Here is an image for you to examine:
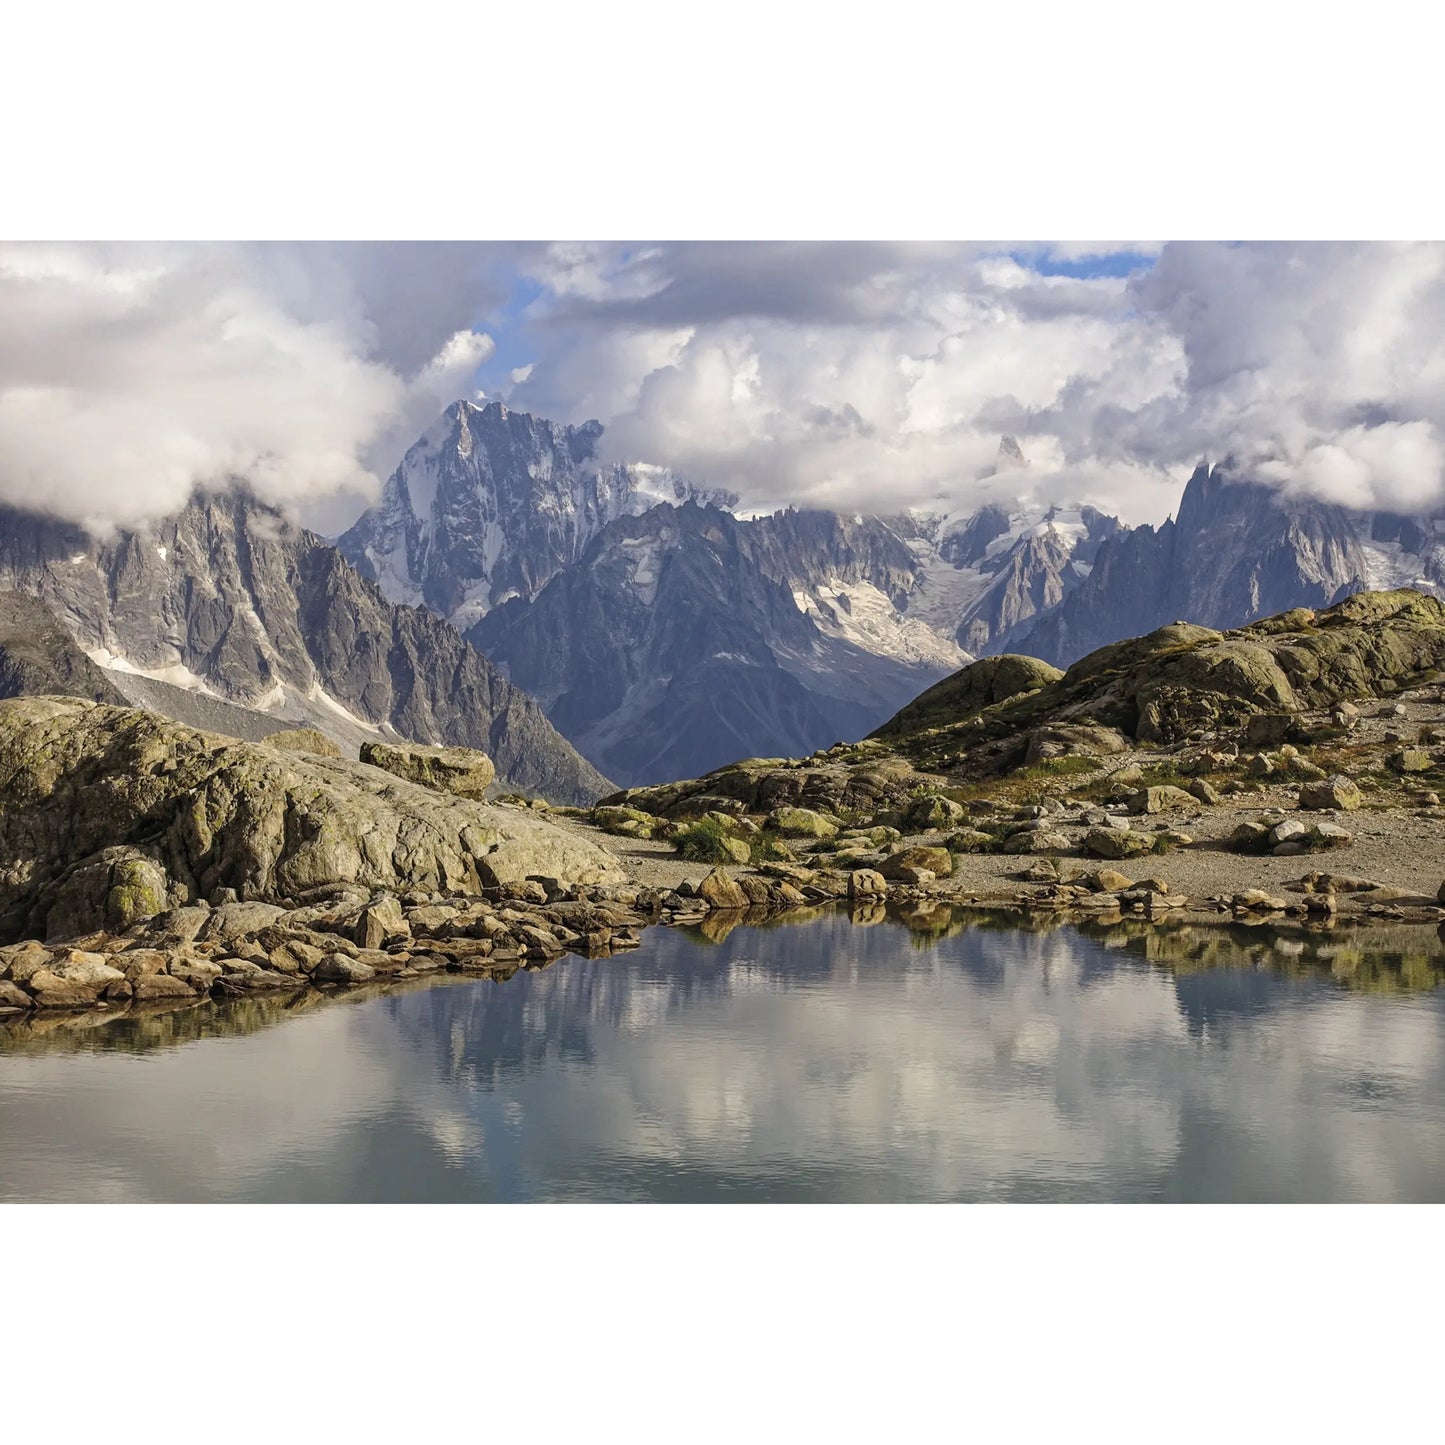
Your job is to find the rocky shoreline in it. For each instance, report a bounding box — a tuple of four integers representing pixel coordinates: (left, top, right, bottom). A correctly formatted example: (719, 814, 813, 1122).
(6, 842, 1444, 1034)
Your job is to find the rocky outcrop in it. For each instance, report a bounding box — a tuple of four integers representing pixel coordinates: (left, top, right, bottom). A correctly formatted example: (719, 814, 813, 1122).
(875, 589, 1445, 776)
(264, 728, 343, 758)
(873, 655, 1063, 740)
(0, 697, 623, 944)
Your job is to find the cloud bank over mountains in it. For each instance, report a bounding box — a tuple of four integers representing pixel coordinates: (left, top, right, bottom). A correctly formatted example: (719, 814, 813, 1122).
(0, 242, 496, 532)
(5, 240, 1445, 533)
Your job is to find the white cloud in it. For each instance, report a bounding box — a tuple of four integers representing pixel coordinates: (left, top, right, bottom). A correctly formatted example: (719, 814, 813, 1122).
(7, 241, 1445, 535)
(502, 240, 1445, 524)
(0, 241, 495, 533)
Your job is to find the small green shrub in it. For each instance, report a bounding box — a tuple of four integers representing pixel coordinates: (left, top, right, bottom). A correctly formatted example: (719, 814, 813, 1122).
(674, 818, 742, 864)
(748, 835, 793, 865)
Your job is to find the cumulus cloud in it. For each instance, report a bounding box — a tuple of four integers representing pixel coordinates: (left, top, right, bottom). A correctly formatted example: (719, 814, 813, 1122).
(7, 240, 1445, 535)
(502, 240, 1445, 524)
(0, 241, 497, 533)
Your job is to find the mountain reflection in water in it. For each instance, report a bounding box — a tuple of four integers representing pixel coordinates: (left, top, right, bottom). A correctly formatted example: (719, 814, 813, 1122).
(4, 908, 1445, 1202)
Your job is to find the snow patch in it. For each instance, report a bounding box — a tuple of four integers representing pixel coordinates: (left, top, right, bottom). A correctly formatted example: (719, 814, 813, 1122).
(88, 647, 216, 695)
(620, 536, 663, 607)
(794, 578, 968, 671)
(306, 683, 382, 735)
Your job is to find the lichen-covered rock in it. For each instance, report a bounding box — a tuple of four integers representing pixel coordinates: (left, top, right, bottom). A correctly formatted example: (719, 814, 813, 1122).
(903, 794, 965, 830)
(1389, 748, 1433, 774)
(1245, 713, 1296, 747)
(40, 846, 173, 942)
(876, 655, 1064, 739)
(0, 698, 623, 943)
(264, 728, 343, 758)
(1023, 722, 1129, 764)
(769, 807, 838, 839)
(1082, 828, 1150, 860)
(359, 741, 497, 799)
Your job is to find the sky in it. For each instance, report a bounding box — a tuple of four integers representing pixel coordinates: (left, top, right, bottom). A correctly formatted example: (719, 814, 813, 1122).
(5, 240, 1445, 535)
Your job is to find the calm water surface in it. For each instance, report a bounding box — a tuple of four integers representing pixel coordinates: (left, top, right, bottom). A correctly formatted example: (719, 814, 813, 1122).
(5, 907, 1445, 1202)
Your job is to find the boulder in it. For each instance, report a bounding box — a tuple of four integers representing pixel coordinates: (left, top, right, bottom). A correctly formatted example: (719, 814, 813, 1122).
(0, 979, 31, 1010)
(359, 741, 496, 799)
(131, 973, 199, 1001)
(1245, 713, 1297, 747)
(111, 948, 168, 982)
(903, 795, 965, 830)
(1087, 869, 1135, 892)
(1298, 776, 1363, 811)
(1082, 828, 1150, 860)
(25, 971, 103, 1009)
(878, 847, 953, 880)
(46, 949, 126, 991)
(312, 953, 377, 985)
(1186, 778, 1221, 805)
(199, 902, 288, 944)
(354, 896, 407, 950)
(735, 875, 775, 906)
(698, 869, 750, 911)
(891, 867, 937, 886)
(1127, 786, 1198, 815)
(847, 869, 888, 899)
(1006, 830, 1071, 854)
(1233, 890, 1288, 912)
(1389, 748, 1433, 774)
(1023, 722, 1129, 763)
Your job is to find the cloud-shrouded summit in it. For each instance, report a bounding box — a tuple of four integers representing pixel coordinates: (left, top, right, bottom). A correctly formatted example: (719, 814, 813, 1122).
(6, 240, 1445, 534)
(0, 242, 498, 533)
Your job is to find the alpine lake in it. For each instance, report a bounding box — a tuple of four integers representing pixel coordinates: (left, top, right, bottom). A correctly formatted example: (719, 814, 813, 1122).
(6, 902, 1445, 1203)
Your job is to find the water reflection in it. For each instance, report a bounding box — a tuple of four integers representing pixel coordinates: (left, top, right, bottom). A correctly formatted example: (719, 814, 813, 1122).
(4, 910, 1445, 1202)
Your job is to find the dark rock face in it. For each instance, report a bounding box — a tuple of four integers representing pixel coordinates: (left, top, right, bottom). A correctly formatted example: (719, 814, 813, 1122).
(471, 502, 949, 786)
(1011, 465, 1445, 666)
(0, 491, 612, 805)
(747, 507, 924, 605)
(0, 592, 128, 704)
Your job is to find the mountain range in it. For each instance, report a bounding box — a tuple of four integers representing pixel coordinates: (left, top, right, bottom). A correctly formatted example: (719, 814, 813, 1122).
(3, 398, 1443, 798)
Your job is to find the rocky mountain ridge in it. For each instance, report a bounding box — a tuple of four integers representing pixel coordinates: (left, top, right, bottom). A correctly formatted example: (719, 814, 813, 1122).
(1012, 463, 1445, 665)
(0, 492, 612, 804)
(470, 501, 962, 786)
(337, 399, 737, 631)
